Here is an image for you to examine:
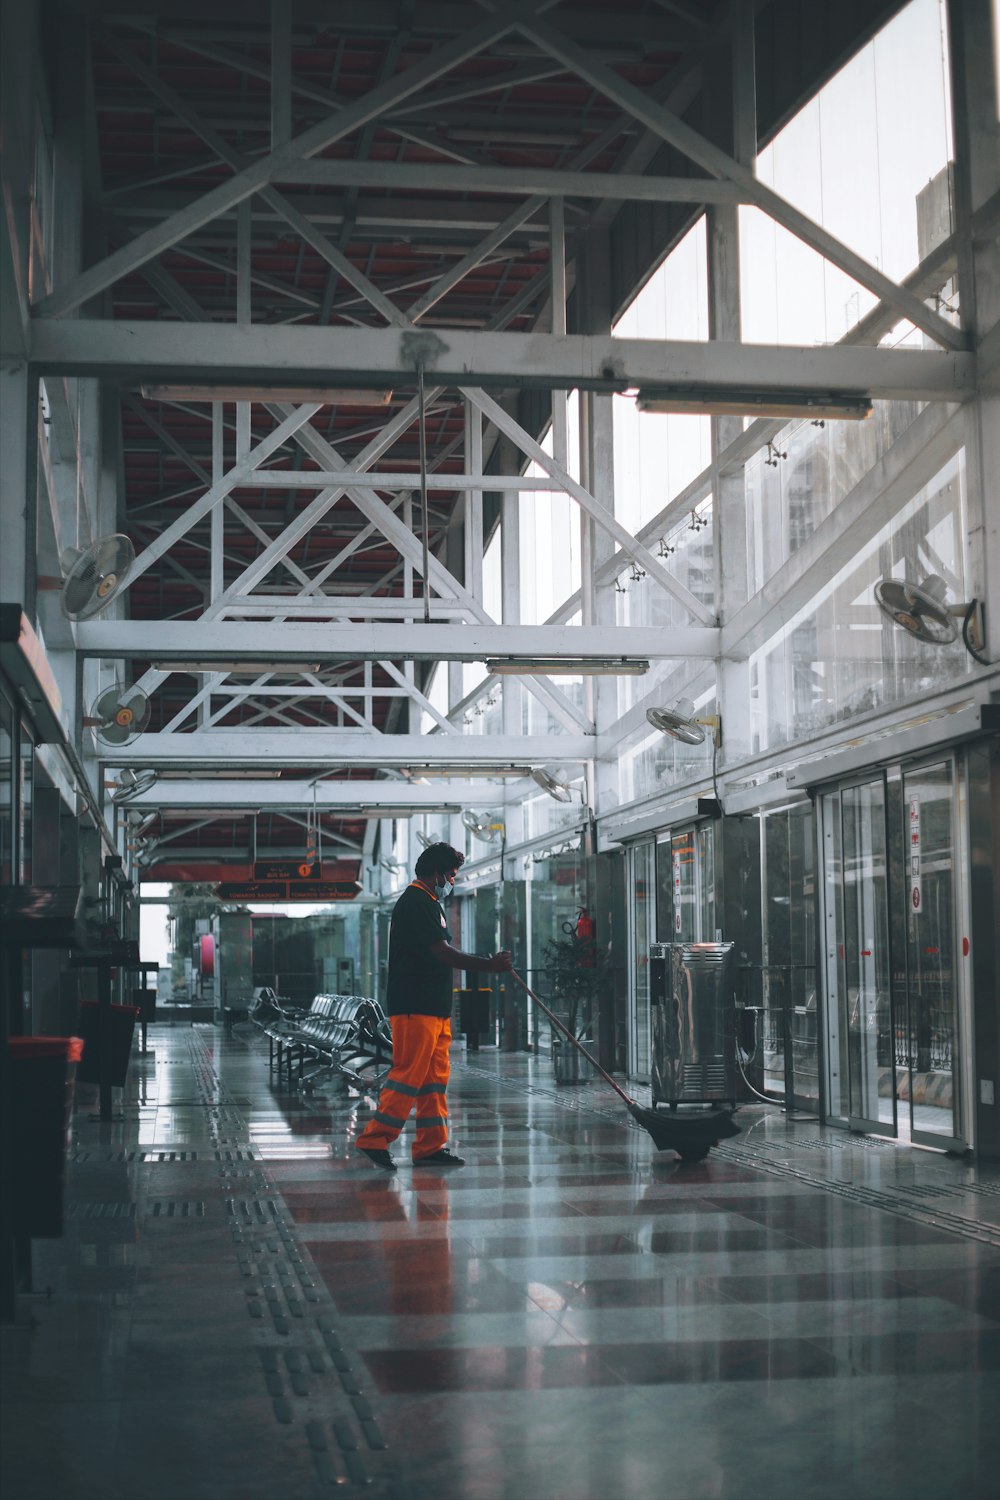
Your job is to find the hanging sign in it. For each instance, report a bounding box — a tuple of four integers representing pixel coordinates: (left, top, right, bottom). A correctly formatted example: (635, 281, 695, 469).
(908, 795, 921, 913)
(673, 851, 682, 933)
(252, 861, 321, 881)
(216, 881, 360, 902)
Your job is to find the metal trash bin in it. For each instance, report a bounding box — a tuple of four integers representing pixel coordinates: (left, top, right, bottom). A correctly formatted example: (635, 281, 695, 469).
(76, 1003, 140, 1086)
(457, 988, 491, 1051)
(649, 942, 737, 1107)
(7, 1036, 84, 1237)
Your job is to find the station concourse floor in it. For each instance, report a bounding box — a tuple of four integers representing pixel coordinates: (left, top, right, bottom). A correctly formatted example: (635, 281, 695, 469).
(2, 1021, 999, 1500)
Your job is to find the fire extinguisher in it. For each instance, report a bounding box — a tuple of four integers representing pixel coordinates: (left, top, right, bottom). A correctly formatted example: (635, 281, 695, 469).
(575, 908, 594, 942)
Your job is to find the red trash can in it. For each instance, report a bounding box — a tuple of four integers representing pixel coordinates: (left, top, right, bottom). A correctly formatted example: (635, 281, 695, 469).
(76, 1003, 140, 1086)
(7, 1036, 84, 1237)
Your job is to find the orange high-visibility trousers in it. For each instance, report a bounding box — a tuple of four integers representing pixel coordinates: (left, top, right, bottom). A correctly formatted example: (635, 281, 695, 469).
(356, 1013, 451, 1160)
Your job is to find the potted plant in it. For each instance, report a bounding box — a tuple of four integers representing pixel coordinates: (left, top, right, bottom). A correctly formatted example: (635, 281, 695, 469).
(540, 921, 611, 1084)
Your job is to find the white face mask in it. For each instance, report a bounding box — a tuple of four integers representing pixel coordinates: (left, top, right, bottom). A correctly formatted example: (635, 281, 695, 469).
(437, 872, 456, 901)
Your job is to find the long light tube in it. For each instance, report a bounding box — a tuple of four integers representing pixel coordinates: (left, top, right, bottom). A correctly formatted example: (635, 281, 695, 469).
(484, 657, 649, 676)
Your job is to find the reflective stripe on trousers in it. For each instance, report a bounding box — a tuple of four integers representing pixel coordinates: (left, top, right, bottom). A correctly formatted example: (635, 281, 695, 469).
(356, 1013, 451, 1160)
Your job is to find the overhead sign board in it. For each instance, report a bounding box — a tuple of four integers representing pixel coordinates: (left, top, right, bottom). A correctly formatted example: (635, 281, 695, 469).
(216, 881, 361, 902)
(252, 861, 321, 881)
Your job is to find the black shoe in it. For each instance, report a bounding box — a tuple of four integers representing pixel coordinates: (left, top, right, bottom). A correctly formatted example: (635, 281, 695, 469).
(413, 1148, 465, 1167)
(357, 1146, 397, 1172)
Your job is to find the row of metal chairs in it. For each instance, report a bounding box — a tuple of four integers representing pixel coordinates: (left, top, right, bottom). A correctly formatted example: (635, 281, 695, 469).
(250, 989, 392, 1094)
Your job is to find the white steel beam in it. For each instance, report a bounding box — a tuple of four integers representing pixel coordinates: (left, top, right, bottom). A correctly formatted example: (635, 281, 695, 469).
(75, 620, 719, 662)
(463, 385, 716, 625)
(128, 781, 508, 809)
(515, 13, 966, 352)
(33, 10, 519, 319)
(277, 160, 745, 203)
(29, 320, 975, 398)
(103, 732, 595, 769)
(118, 403, 321, 592)
(261, 398, 594, 735)
(218, 597, 474, 618)
(237, 471, 577, 489)
(99, 29, 408, 329)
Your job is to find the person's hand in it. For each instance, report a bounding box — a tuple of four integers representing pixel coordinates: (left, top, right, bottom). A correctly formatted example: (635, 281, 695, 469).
(489, 949, 513, 973)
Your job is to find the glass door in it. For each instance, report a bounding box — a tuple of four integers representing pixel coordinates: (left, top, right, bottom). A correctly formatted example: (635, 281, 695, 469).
(627, 841, 655, 1080)
(822, 776, 895, 1133)
(898, 760, 962, 1150)
(821, 757, 966, 1149)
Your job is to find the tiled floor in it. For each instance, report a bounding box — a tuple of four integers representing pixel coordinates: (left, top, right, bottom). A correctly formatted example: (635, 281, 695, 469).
(2, 1022, 998, 1500)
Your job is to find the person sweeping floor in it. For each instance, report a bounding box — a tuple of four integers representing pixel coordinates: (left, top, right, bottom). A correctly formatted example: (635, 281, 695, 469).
(355, 842, 512, 1172)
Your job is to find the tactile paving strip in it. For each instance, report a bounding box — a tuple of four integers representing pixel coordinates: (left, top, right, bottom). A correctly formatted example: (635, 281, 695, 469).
(185, 1032, 402, 1494)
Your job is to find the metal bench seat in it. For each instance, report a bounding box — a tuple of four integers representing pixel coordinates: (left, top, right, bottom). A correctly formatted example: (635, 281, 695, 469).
(252, 991, 391, 1093)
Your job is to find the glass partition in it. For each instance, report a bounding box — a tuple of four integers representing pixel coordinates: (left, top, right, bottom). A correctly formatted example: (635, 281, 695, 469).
(0, 689, 13, 886)
(524, 842, 586, 1052)
(741, 0, 954, 343)
(762, 804, 819, 1109)
(627, 841, 655, 1079)
(750, 450, 968, 751)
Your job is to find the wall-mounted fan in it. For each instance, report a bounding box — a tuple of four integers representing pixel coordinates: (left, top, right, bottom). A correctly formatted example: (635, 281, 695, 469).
(461, 809, 503, 842)
(111, 768, 158, 802)
(48, 535, 136, 620)
(874, 573, 987, 660)
(530, 767, 573, 803)
(415, 830, 441, 849)
(646, 697, 720, 745)
(85, 685, 151, 747)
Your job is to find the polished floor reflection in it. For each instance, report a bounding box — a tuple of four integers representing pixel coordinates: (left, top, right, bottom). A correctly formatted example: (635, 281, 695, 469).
(2, 1022, 998, 1499)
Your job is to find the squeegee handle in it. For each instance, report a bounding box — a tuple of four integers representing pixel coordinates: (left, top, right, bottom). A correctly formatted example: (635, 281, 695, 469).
(510, 969, 634, 1108)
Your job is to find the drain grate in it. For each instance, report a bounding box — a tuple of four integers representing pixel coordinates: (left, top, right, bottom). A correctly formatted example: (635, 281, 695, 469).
(148, 1201, 206, 1217)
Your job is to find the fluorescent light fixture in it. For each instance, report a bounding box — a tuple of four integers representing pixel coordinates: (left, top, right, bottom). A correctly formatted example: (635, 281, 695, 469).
(154, 661, 322, 674)
(485, 657, 649, 676)
(358, 803, 463, 816)
(140, 385, 391, 406)
(635, 388, 872, 420)
(163, 809, 255, 819)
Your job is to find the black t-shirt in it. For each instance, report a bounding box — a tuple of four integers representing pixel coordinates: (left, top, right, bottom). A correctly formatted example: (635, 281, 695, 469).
(385, 882, 453, 1018)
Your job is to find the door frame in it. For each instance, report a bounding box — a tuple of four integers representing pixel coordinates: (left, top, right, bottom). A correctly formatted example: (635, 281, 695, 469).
(818, 750, 970, 1152)
(820, 769, 896, 1137)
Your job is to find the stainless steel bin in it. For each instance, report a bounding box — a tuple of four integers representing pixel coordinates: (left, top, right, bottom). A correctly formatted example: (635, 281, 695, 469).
(650, 942, 737, 1107)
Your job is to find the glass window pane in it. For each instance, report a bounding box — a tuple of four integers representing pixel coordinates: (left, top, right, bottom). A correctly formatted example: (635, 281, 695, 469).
(629, 841, 655, 1078)
(750, 450, 969, 752)
(0, 691, 13, 886)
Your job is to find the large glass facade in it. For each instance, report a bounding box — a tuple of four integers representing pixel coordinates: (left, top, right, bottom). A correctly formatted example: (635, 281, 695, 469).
(749, 451, 969, 751)
(745, 400, 927, 597)
(741, 0, 954, 344)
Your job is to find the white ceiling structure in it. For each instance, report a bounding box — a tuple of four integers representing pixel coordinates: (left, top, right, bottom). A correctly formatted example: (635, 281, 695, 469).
(4, 0, 998, 885)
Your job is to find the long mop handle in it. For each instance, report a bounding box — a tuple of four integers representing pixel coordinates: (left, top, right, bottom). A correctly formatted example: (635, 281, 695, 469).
(510, 970, 636, 1109)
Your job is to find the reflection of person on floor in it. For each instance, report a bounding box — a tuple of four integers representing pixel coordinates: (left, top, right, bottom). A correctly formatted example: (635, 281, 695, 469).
(356, 843, 512, 1172)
